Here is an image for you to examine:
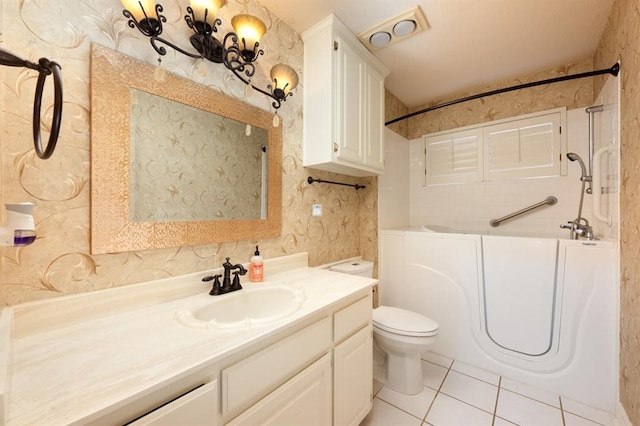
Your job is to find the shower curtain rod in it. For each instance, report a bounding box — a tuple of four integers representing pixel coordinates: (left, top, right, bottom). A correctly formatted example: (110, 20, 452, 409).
(385, 63, 620, 126)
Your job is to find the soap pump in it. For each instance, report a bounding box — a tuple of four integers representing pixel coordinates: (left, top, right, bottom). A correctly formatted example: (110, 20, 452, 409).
(250, 245, 263, 282)
(0, 203, 36, 247)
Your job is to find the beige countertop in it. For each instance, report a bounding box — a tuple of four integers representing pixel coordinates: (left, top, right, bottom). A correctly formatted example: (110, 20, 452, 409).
(1, 254, 376, 425)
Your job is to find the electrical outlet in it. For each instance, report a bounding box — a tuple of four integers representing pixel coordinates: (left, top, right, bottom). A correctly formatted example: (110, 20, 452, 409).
(312, 204, 322, 217)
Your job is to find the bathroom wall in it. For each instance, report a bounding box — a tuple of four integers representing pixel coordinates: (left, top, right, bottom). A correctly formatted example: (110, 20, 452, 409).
(406, 58, 594, 138)
(0, 0, 376, 306)
(382, 59, 602, 238)
(594, 0, 640, 421)
(407, 108, 616, 238)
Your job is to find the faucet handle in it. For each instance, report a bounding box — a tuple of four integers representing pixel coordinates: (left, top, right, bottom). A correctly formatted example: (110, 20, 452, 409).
(204, 274, 223, 295)
(230, 272, 243, 291)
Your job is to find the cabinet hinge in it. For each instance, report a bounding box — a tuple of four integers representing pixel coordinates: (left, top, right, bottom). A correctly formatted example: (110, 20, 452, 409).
(370, 393, 374, 401)
(333, 142, 339, 152)
(334, 40, 338, 51)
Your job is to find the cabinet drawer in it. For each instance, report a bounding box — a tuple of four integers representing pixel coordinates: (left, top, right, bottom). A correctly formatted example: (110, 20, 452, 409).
(226, 354, 332, 426)
(129, 380, 218, 426)
(222, 317, 332, 419)
(334, 293, 372, 343)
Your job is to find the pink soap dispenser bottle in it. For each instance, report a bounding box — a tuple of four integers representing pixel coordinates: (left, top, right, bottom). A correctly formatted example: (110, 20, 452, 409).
(250, 245, 263, 282)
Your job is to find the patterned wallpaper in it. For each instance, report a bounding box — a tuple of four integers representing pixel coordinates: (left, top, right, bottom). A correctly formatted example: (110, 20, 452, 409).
(594, 0, 640, 422)
(130, 89, 265, 222)
(405, 59, 594, 139)
(0, 0, 375, 305)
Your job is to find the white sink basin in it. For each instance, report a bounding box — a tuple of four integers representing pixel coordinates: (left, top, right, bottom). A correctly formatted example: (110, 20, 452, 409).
(177, 286, 305, 329)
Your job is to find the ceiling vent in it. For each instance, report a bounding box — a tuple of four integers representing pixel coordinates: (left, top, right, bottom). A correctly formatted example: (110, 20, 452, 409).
(357, 6, 429, 51)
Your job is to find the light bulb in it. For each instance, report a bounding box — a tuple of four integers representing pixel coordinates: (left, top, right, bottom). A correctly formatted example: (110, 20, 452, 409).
(121, 0, 157, 22)
(231, 14, 267, 52)
(270, 64, 298, 97)
(190, 0, 225, 26)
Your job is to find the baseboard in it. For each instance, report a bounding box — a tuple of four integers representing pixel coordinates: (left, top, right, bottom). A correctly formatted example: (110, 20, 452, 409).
(613, 401, 633, 426)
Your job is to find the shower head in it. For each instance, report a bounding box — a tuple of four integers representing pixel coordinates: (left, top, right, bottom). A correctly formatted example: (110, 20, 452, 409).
(567, 152, 587, 179)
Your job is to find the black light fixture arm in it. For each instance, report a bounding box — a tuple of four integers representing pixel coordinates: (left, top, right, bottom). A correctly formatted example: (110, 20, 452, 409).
(0, 47, 62, 160)
(122, 4, 293, 109)
(386, 63, 621, 126)
(123, 4, 165, 37)
(307, 176, 366, 190)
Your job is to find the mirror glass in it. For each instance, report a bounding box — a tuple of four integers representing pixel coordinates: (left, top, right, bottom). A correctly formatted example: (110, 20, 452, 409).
(90, 45, 282, 254)
(129, 88, 268, 222)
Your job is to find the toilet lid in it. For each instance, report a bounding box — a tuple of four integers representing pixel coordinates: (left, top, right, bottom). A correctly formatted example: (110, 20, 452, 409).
(373, 306, 439, 337)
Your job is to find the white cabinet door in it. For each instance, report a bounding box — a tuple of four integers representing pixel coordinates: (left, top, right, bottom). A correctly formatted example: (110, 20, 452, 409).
(335, 35, 364, 165)
(226, 354, 332, 426)
(334, 325, 373, 426)
(129, 380, 218, 426)
(302, 15, 388, 177)
(363, 64, 385, 171)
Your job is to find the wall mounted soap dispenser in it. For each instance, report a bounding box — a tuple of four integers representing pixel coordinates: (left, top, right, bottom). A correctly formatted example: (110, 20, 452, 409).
(0, 203, 36, 246)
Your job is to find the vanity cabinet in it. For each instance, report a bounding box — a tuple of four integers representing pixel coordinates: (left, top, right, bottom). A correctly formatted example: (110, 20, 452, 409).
(7, 261, 376, 426)
(302, 14, 389, 177)
(224, 292, 373, 425)
(333, 293, 373, 426)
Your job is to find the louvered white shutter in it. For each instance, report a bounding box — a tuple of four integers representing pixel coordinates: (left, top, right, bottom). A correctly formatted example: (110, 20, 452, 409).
(425, 129, 483, 185)
(484, 112, 561, 180)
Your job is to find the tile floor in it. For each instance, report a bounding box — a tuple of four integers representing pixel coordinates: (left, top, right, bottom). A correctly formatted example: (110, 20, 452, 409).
(360, 352, 614, 426)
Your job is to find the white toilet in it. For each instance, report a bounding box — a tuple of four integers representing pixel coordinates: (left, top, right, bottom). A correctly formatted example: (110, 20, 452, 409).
(329, 260, 439, 395)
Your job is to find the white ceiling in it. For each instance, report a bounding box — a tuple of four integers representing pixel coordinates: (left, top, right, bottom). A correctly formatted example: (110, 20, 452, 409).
(257, 0, 615, 108)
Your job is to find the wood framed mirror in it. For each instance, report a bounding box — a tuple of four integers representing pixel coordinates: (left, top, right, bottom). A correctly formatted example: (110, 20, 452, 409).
(90, 44, 282, 254)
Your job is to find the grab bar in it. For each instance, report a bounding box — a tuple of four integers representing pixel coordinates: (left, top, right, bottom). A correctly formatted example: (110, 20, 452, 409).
(592, 145, 613, 226)
(490, 196, 558, 227)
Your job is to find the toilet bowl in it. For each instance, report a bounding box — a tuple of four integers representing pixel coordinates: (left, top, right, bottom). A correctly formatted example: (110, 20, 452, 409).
(373, 306, 438, 394)
(329, 259, 440, 395)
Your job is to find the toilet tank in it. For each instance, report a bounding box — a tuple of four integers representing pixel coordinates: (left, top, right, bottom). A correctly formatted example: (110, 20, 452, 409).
(329, 260, 374, 278)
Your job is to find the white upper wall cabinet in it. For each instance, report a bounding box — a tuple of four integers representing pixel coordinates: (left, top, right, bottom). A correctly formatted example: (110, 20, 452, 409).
(424, 108, 567, 185)
(302, 15, 390, 177)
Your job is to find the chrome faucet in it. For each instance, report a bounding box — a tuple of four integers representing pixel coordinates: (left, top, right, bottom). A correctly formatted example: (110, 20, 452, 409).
(560, 217, 595, 240)
(202, 257, 247, 296)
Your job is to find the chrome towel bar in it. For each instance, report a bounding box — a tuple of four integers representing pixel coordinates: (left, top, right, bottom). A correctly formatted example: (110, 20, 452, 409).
(490, 196, 558, 227)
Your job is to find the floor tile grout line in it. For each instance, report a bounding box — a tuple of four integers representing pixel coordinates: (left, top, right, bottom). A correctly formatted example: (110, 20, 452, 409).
(421, 359, 453, 423)
(372, 395, 426, 423)
(559, 395, 566, 426)
(558, 396, 608, 426)
(449, 368, 501, 387)
(437, 390, 499, 417)
(492, 376, 502, 426)
(499, 386, 563, 411)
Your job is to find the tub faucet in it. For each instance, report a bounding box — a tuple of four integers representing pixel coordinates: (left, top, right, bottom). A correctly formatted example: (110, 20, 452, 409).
(202, 257, 247, 296)
(560, 217, 594, 240)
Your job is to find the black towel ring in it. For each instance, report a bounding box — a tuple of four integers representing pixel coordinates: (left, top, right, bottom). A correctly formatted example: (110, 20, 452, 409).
(0, 48, 63, 160)
(32, 59, 63, 159)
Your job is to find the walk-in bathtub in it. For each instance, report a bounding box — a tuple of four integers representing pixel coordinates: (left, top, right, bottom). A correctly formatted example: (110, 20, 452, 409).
(380, 226, 618, 412)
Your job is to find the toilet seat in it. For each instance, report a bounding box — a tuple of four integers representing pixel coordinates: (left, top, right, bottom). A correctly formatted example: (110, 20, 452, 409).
(373, 306, 438, 337)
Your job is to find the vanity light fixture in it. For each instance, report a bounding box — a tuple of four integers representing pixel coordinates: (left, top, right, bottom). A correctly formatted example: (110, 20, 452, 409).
(120, 0, 298, 109)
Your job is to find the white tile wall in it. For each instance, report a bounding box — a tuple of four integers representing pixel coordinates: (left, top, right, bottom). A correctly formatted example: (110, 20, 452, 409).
(399, 108, 619, 239)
